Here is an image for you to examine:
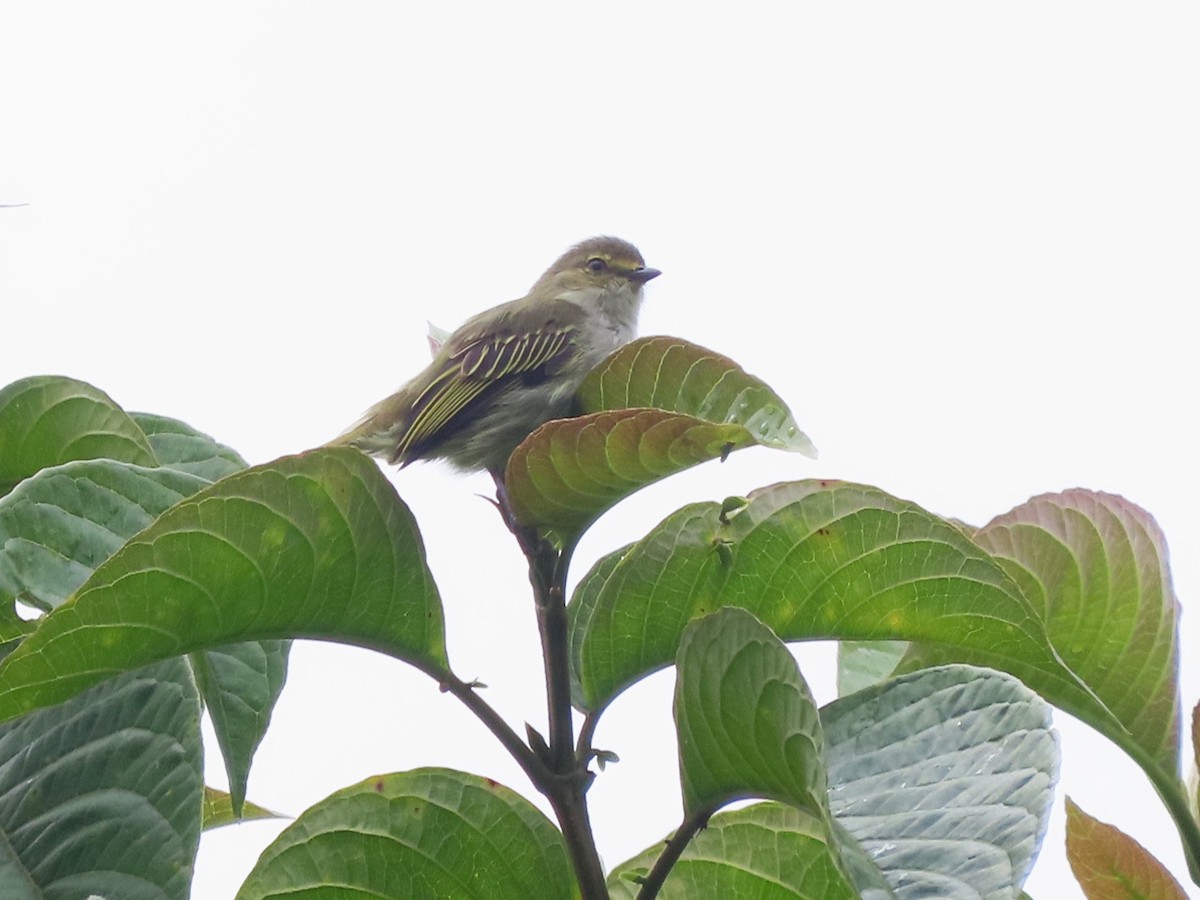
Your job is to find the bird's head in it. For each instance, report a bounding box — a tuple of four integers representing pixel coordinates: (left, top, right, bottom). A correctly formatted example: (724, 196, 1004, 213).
(530, 236, 661, 299)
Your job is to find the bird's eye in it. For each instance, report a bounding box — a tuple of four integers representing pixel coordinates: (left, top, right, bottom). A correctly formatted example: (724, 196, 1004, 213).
(586, 257, 608, 274)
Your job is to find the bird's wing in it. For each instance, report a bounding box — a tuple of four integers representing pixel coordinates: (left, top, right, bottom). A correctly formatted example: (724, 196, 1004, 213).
(390, 317, 577, 461)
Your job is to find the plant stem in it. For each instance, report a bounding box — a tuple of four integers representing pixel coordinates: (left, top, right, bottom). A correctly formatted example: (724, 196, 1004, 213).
(546, 773, 609, 899)
(634, 806, 714, 900)
(486, 473, 607, 896)
(535, 555, 577, 773)
(528, 537, 610, 897)
(439, 673, 548, 786)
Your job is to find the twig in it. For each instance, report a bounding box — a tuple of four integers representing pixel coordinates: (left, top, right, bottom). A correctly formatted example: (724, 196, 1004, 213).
(634, 805, 716, 900)
(438, 673, 547, 785)
(535, 546, 577, 773)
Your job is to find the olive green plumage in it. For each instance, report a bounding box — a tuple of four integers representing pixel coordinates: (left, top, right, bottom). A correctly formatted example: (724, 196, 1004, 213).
(338, 236, 659, 476)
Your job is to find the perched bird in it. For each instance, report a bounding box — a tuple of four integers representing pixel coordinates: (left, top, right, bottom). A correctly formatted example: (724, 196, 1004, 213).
(337, 236, 660, 478)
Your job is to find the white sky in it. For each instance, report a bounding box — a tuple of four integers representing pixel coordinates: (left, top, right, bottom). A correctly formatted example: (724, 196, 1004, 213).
(2, 3, 1198, 898)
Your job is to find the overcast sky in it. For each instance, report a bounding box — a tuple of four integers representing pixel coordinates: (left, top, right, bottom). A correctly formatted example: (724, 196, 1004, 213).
(2, 3, 1198, 897)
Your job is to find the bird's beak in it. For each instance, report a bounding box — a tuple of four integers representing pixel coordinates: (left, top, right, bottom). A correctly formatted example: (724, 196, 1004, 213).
(630, 267, 662, 284)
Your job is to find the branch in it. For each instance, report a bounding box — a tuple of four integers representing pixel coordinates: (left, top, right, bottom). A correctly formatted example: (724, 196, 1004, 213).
(535, 545, 577, 773)
(490, 476, 607, 898)
(439, 673, 547, 786)
(634, 805, 716, 900)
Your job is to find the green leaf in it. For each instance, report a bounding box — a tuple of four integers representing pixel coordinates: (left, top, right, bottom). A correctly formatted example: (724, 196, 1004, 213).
(191, 639, 290, 816)
(608, 804, 865, 900)
(131, 411, 247, 481)
(674, 607, 829, 820)
(0, 447, 448, 726)
(0, 375, 157, 496)
(0, 658, 202, 899)
(835, 640, 908, 697)
(0, 459, 207, 609)
(579, 336, 817, 456)
(1194, 702, 1199, 778)
(504, 337, 817, 537)
(824, 665, 1058, 899)
(0, 615, 32, 647)
(827, 817, 896, 899)
(570, 481, 1093, 727)
(1190, 703, 1200, 823)
(895, 489, 1198, 881)
(237, 768, 574, 900)
(974, 490, 1180, 774)
(568, 543, 632, 708)
(203, 786, 284, 831)
(506, 408, 754, 536)
(1066, 797, 1188, 899)
(0, 457, 293, 811)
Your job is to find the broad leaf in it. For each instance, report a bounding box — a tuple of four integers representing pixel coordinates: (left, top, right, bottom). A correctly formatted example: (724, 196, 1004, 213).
(0, 447, 448, 725)
(131, 411, 247, 481)
(0, 375, 156, 496)
(836, 640, 908, 697)
(0, 459, 207, 610)
(570, 481, 1095, 730)
(608, 804, 865, 900)
(568, 543, 631, 708)
(1066, 798, 1187, 899)
(0, 658, 202, 899)
(203, 787, 283, 831)
(0, 456, 292, 811)
(505, 337, 816, 536)
(506, 409, 753, 534)
(824, 665, 1058, 899)
(974, 490, 1180, 773)
(191, 640, 289, 815)
(237, 768, 574, 900)
(903, 490, 1194, 879)
(121, 414, 282, 811)
(579, 336, 817, 456)
(674, 607, 829, 821)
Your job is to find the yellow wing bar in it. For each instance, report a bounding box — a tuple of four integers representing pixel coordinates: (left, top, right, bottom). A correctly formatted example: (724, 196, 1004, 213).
(395, 324, 575, 460)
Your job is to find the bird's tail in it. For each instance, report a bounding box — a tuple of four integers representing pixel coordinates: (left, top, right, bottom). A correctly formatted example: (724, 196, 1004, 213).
(324, 389, 415, 466)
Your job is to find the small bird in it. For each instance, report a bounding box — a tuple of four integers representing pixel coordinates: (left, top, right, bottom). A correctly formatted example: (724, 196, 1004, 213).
(337, 236, 660, 479)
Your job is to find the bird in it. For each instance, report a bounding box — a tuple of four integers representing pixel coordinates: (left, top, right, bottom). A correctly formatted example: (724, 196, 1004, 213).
(335, 236, 660, 481)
